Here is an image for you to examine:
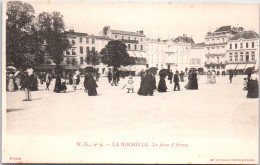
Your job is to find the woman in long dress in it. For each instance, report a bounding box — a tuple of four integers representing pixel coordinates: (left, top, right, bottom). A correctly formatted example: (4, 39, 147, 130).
(247, 72, 258, 98)
(54, 74, 62, 93)
(84, 73, 98, 96)
(211, 71, 216, 84)
(185, 71, 198, 90)
(8, 74, 15, 91)
(157, 75, 167, 92)
(207, 71, 212, 83)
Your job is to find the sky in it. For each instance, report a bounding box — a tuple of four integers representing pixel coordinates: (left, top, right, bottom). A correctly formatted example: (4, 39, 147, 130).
(25, 1, 259, 43)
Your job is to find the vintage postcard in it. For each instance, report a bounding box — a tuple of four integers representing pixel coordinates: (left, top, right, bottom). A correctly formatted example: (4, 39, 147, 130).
(2, 1, 259, 164)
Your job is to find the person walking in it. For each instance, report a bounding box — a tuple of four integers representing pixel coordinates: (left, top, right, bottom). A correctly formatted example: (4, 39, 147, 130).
(157, 75, 167, 92)
(173, 71, 180, 91)
(247, 71, 258, 98)
(229, 70, 233, 83)
(180, 71, 184, 82)
(8, 74, 16, 92)
(84, 72, 98, 96)
(107, 70, 112, 84)
(125, 76, 134, 93)
(168, 70, 173, 84)
(211, 71, 216, 83)
(45, 72, 52, 91)
(22, 71, 32, 101)
(54, 74, 62, 93)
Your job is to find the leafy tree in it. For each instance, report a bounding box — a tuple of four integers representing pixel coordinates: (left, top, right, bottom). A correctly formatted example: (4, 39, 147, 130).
(37, 11, 70, 73)
(6, 1, 35, 69)
(85, 49, 100, 66)
(100, 40, 135, 70)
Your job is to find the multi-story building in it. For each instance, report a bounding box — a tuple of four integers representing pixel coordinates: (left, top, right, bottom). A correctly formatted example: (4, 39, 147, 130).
(190, 43, 206, 74)
(145, 38, 166, 69)
(204, 25, 244, 74)
(226, 30, 259, 74)
(99, 26, 147, 72)
(62, 30, 111, 76)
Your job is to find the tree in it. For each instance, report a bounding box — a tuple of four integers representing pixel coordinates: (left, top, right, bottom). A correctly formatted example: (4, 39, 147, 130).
(6, 1, 35, 69)
(100, 40, 135, 70)
(85, 49, 100, 66)
(37, 11, 70, 73)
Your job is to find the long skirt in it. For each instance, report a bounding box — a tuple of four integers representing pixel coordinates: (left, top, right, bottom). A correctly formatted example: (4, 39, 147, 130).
(247, 80, 259, 98)
(8, 79, 15, 91)
(88, 87, 97, 96)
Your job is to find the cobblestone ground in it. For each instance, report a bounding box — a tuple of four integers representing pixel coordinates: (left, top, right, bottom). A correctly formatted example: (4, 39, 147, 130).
(5, 75, 258, 138)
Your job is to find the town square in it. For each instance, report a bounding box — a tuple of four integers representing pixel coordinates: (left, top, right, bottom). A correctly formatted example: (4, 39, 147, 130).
(3, 1, 259, 164)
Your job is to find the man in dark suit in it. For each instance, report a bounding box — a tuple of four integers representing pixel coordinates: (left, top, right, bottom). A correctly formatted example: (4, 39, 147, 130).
(173, 71, 180, 91)
(168, 70, 173, 84)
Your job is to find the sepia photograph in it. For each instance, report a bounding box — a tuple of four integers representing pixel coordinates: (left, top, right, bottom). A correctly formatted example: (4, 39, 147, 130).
(2, 1, 259, 164)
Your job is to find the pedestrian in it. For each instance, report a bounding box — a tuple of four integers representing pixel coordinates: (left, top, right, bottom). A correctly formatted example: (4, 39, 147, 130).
(247, 71, 258, 98)
(185, 70, 198, 90)
(76, 74, 80, 85)
(31, 72, 38, 91)
(138, 70, 154, 96)
(8, 74, 16, 91)
(45, 72, 52, 90)
(168, 70, 173, 84)
(157, 75, 167, 92)
(61, 81, 67, 93)
(125, 76, 134, 93)
(112, 70, 118, 86)
(54, 74, 62, 93)
(107, 70, 112, 83)
(69, 73, 73, 85)
(173, 71, 180, 91)
(229, 70, 233, 83)
(207, 70, 212, 83)
(84, 72, 98, 96)
(22, 71, 32, 101)
(72, 74, 78, 90)
(211, 70, 216, 83)
(180, 71, 184, 82)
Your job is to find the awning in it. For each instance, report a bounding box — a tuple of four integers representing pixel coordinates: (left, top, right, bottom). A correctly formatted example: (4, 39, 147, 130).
(245, 63, 255, 69)
(236, 64, 247, 70)
(127, 51, 136, 57)
(133, 51, 142, 58)
(225, 64, 237, 70)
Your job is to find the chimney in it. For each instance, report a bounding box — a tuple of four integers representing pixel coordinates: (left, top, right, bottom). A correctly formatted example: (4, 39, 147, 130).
(139, 30, 143, 34)
(103, 26, 110, 36)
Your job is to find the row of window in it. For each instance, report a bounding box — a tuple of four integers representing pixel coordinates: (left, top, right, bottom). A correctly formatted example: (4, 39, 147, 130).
(66, 47, 96, 55)
(115, 35, 143, 42)
(229, 42, 255, 49)
(72, 38, 95, 45)
(229, 51, 255, 62)
(206, 37, 226, 44)
(127, 44, 143, 50)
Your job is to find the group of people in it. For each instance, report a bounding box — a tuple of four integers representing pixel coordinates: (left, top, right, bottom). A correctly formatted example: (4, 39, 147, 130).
(107, 69, 120, 86)
(207, 70, 216, 84)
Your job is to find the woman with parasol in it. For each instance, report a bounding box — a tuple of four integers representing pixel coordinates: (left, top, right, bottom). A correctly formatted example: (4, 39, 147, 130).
(84, 71, 98, 96)
(157, 69, 168, 92)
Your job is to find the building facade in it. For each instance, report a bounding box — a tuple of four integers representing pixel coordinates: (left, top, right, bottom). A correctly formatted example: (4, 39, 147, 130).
(190, 43, 206, 74)
(226, 30, 259, 74)
(99, 26, 147, 72)
(204, 25, 244, 74)
(145, 38, 166, 69)
(62, 30, 112, 76)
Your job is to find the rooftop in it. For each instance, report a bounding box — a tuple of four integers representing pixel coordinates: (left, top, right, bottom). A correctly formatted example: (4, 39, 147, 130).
(110, 29, 145, 37)
(230, 30, 259, 40)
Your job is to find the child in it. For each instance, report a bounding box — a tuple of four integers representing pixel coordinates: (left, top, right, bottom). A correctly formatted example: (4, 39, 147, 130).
(126, 76, 134, 93)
